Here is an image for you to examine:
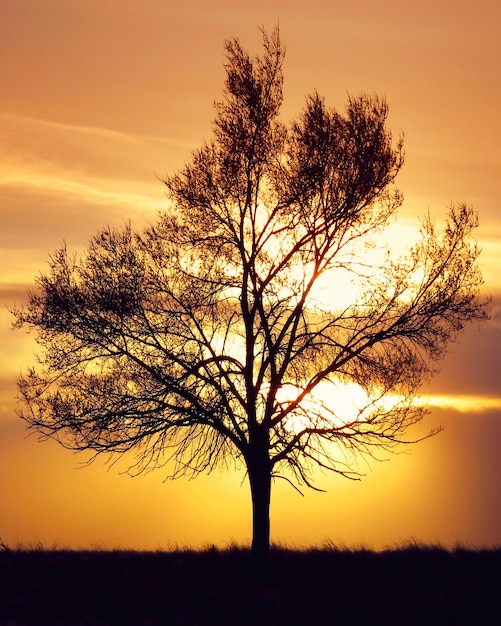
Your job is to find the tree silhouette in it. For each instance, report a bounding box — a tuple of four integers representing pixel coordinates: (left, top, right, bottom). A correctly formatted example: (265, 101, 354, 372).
(14, 28, 487, 567)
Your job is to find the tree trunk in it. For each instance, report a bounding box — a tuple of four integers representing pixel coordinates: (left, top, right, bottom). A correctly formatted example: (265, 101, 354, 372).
(247, 439, 272, 577)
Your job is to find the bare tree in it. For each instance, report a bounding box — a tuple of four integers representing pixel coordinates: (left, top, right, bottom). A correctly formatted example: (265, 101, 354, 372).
(14, 28, 487, 567)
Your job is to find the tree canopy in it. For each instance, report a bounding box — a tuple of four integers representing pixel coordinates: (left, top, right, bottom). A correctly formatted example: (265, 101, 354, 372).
(14, 28, 488, 562)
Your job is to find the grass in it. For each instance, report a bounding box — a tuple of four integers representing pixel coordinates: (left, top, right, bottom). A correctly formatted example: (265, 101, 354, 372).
(1, 541, 500, 625)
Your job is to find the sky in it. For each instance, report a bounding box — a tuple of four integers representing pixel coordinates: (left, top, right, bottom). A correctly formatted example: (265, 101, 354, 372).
(1, 0, 500, 551)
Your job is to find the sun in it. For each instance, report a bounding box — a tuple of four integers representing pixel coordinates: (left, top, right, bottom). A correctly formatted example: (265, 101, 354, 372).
(276, 380, 368, 432)
(276, 377, 406, 435)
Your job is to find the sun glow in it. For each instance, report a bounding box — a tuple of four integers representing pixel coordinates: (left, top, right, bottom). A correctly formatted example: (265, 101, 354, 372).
(303, 219, 425, 313)
(277, 380, 402, 433)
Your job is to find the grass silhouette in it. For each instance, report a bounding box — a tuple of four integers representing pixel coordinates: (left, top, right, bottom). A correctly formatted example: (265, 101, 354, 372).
(1, 541, 500, 625)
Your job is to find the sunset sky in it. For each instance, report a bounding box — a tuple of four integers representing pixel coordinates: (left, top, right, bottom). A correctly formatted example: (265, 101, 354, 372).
(1, 0, 500, 551)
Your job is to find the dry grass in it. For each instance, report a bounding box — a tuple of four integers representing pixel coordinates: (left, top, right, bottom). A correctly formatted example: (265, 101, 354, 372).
(1, 541, 500, 625)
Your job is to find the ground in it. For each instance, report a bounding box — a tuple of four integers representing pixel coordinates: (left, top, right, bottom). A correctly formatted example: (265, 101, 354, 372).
(1, 544, 499, 625)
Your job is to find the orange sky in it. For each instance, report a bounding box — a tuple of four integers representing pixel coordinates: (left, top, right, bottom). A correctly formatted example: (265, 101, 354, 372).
(1, 0, 500, 550)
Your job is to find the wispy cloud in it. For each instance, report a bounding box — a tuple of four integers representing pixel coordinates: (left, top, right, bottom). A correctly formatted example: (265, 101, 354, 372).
(426, 394, 501, 413)
(489, 305, 501, 329)
(1, 167, 163, 215)
(0, 111, 195, 152)
(0, 111, 183, 216)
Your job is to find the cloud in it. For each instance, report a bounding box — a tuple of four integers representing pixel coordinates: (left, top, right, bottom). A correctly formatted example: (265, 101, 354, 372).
(426, 394, 501, 414)
(0, 284, 31, 304)
(0, 112, 187, 274)
(0, 111, 194, 162)
(0, 112, 175, 214)
(422, 293, 501, 399)
(0, 112, 199, 243)
(1, 169, 161, 216)
(489, 304, 501, 329)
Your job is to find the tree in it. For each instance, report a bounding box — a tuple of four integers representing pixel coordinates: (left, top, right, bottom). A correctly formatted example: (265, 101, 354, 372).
(14, 28, 487, 568)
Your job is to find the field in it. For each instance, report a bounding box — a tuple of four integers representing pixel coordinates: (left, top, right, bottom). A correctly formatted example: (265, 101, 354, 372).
(1, 543, 500, 625)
